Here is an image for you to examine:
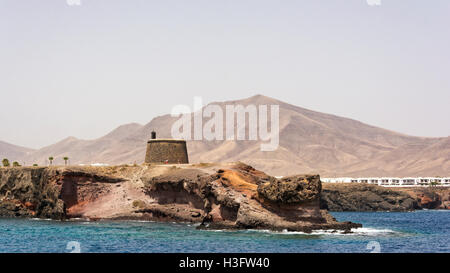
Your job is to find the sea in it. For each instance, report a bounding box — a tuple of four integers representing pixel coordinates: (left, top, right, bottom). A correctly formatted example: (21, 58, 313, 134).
(0, 210, 448, 253)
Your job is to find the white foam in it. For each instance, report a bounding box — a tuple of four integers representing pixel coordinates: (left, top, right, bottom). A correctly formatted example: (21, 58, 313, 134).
(67, 218, 87, 221)
(287, 227, 398, 236)
(221, 227, 400, 236)
(349, 227, 397, 235)
(125, 220, 156, 223)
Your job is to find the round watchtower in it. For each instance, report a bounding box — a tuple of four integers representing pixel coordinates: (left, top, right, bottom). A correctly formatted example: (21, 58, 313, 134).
(144, 132, 189, 164)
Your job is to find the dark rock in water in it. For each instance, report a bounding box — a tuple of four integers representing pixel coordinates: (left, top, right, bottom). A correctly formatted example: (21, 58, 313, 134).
(413, 189, 442, 209)
(396, 187, 450, 210)
(0, 167, 65, 219)
(0, 200, 34, 218)
(320, 183, 419, 211)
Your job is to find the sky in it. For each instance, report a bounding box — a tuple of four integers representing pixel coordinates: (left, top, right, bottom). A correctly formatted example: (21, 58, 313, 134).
(1, 0, 450, 149)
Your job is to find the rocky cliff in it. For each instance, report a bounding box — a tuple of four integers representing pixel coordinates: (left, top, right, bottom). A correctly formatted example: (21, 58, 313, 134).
(320, 183, 450, 211)
(0, 167, 64, 219)
(0, 163, 361, 233)
(394, 187, 450, 210)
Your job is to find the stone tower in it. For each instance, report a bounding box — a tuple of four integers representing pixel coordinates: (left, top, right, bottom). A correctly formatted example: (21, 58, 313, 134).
(144, 131, 189, 164)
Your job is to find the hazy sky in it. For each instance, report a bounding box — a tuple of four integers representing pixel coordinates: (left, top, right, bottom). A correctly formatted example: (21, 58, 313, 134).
(1, 0, 450, 149)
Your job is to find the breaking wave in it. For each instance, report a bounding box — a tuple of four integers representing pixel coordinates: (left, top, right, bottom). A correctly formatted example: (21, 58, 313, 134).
(217, 227, 401, 236)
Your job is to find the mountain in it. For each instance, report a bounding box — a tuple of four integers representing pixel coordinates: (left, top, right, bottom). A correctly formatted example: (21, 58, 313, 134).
(2, 95, 449, 176)
(25, 123, 144, 166)
(0, 141, 35, 163)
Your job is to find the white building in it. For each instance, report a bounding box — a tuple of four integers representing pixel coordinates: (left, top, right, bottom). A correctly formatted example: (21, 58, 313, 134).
(321, 176, 450, 187)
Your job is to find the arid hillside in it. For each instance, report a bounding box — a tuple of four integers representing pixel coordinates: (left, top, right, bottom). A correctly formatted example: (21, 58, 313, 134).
(0, 141, 35, 162)
(1, 95, 449, 177)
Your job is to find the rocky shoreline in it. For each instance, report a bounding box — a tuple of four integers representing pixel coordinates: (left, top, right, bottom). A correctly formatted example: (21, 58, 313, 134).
(2, 163, 447, 232)
(0, 163, 361, 233)
(320, 183, 450, 212)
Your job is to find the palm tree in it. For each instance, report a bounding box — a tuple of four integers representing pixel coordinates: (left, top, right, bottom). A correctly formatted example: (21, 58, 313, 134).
(63, 157, 69, 166)
(48, 156, 54, 166)
(2, 158, 10, 167)
(12, 161, 21, 167)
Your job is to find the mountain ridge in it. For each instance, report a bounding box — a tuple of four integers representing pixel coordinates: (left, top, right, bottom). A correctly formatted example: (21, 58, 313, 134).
(0, 141, 36, 162)
(1, 95, 448, 176)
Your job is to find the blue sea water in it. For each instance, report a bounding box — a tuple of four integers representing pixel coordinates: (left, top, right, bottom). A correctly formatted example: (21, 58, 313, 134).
(0, 210, 448, 253)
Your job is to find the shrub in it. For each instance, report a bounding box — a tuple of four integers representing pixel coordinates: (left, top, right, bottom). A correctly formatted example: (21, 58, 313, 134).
(132, 200, 146, 209)
(2, 158, 10, 167)
(12, 161, 21, 167)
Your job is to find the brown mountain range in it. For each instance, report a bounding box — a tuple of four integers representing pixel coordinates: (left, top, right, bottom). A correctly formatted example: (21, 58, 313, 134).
(1, 95, 449, 177)
(0, 141, 35, 163)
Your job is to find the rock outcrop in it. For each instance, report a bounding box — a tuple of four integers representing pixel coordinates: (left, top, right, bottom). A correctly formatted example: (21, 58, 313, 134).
(320, 183, 419, 211)
(139, 165, 360, 232)
(0, 167, 65, 219)
(0, 163, 361, 233)
(257, 175, 321, 204)
(320, 183, 450, 211)
(394, 187, 450, 210)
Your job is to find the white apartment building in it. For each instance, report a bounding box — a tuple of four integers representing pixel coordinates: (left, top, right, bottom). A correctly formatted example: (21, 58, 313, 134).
(321, 177, 450, 187)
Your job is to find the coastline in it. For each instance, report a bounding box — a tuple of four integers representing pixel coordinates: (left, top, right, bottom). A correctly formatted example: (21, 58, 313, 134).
(321, 183, 450, 212)
(0, 163, 361, 233)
